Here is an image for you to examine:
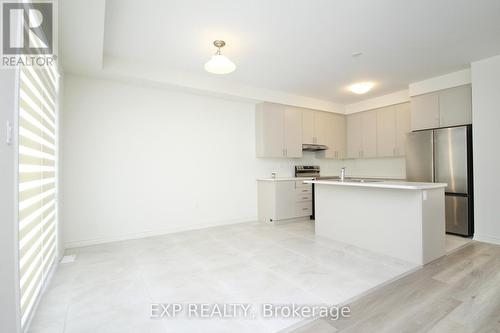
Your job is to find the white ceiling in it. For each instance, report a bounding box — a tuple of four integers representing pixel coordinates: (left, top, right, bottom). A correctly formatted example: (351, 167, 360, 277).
(61, 0, 500, 105)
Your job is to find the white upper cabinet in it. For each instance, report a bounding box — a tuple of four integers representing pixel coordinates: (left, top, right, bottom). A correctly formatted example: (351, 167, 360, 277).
(395, 103, 411, 156)
(319, 112, 346, 159)
(376, 105, 397, 157)
(376, 103, 411, 157)
(411, 85, 472, 131)
(349, 110, 386, 159)
(256, 103, 284, 158)
(411, 91, 440, 130)
(302, 109, 332, 145)
(302, 110, 315, 144)
(361, 111, 377, 158)
(347, 113, 362, 158)
(283, 108, 303, 158)
(439, 84, 472, 127)
(255, 103, 302, 158)
(331, 113, 346, 159)
(313, 112, 330, 145)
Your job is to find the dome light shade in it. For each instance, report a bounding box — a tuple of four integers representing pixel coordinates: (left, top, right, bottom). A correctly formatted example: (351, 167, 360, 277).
(204, 54, 236, 74)
(349, 82, 375, 94)
(205, 40, 236, 74)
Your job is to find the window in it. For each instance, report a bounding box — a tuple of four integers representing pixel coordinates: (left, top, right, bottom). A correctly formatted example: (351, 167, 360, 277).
(17, 65, 58, 328)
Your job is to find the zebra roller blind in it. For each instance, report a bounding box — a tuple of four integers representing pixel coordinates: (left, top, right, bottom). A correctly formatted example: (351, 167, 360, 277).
(18, 65, 58, 328)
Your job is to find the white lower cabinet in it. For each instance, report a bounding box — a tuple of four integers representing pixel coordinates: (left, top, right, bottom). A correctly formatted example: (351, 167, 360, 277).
(257, 180, 312, 222)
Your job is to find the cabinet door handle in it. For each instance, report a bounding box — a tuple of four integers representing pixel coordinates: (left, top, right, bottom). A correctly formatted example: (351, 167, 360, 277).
(302, 208, 309, 211)
(393, 147, 396, 156)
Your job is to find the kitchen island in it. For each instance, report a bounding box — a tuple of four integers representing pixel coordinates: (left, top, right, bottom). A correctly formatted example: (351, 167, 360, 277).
(305, 179, 447, 265)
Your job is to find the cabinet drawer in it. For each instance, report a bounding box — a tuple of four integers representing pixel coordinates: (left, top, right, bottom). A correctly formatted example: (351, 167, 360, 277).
(295, 187, 312, 195)
(295, 192, 312, 202)
(295, 202, 312, 216)
(295, 180, 311, 188)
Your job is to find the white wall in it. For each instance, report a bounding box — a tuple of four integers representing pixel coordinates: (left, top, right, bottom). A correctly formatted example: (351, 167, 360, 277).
(471, 55, 500, 244)
(0, 69, 21, 333)
(62, 75, 405, 247)
(345, 90, 409, 114)
(409, 69, 471, 97)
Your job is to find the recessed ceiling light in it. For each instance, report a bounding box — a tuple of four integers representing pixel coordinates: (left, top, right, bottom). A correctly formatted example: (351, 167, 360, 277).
(204, 40, 236, 74)
(349, 82, 375, 94)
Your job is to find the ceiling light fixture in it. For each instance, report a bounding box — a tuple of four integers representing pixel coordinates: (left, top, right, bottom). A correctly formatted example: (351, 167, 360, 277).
(349, 82, 375, 94)
(204, 40, 236, 74)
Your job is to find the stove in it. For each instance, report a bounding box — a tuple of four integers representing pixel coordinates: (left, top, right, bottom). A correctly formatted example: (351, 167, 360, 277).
(295, 165, 331, 220)
(295, 165, 340, 180)
(294, 165, 320, 178)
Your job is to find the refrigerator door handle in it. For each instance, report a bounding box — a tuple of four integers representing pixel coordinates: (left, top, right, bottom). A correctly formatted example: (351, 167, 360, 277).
(445, 192, 468, 197)
(431, 131, 435, 183)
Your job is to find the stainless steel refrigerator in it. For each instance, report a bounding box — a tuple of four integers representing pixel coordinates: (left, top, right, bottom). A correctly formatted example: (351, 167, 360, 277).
(406, 125, 473, 236)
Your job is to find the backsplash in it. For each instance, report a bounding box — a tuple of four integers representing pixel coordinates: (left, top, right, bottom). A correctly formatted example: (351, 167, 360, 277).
(340, 157, 406, 179)
(256, 152, 406, 179)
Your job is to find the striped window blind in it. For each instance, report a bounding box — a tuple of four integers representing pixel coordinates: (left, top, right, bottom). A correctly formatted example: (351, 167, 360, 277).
(18, 65, 58, 328)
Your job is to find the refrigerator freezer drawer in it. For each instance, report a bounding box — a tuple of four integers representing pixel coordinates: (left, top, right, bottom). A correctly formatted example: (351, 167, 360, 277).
(445, 195, 470, 236)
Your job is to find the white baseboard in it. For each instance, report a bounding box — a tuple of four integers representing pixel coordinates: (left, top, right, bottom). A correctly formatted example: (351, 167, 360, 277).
(473, 234, 500, 245)
(64, 217, 257, 249)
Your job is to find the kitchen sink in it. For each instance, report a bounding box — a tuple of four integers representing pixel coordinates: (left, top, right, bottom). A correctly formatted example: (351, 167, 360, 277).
(347, 179, 382, 183)
(316, 176, 383, 183)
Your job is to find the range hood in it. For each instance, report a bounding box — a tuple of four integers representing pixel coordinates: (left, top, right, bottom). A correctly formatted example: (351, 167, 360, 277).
(302, 144, 328, 151)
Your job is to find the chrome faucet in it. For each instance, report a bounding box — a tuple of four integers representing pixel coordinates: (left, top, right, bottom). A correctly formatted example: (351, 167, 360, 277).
(340, 167, 346, 182)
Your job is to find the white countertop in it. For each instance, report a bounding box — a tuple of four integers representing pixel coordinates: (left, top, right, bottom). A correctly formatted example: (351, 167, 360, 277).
(257, 177, 314, 182)
(305, 179, 447, 190)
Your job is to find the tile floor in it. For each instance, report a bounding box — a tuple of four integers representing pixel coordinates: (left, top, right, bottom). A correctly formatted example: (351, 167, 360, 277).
(28, 221, 417, 333)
